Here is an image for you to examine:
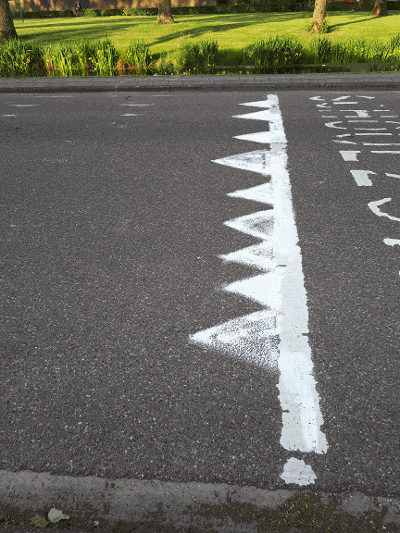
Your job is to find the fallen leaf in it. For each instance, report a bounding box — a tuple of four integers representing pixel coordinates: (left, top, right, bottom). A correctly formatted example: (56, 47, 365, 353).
(30, 515, 49, 528)
(48, 508, 70, 523)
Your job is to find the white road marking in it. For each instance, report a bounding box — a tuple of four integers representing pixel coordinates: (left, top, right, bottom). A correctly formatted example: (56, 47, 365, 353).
(355, 132, 392, 135)
(189, 94, 328, 485)
(339, 151, 361, 161)
(369, 198, 400, 221)
(350, 171, 400, 187)
(343, 110, 372, 118)
(313, 94, 400, 279)
(350, 170, 376, 186)
(325, 121, 347, 129)
(280, 457, 317, 486)
(384, 238, 400, 246)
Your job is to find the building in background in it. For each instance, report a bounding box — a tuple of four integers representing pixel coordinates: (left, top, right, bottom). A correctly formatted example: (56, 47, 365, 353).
(8, 0, 396, 14)
(9, 0, 217, 12)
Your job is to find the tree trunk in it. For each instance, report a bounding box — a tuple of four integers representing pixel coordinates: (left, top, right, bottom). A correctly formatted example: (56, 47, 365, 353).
(371, 0, 388, 16)
(309, 0, 326, 33)
(158, 0, 175, 24)
(0, 0, 18, 44)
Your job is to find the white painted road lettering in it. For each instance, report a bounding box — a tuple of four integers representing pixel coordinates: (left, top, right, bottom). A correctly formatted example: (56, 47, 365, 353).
(311, 94, 400, 270)
(189, 94, 328, 486)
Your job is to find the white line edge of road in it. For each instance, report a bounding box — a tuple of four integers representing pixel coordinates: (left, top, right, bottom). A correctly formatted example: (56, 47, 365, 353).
(189, 94, 328, 487)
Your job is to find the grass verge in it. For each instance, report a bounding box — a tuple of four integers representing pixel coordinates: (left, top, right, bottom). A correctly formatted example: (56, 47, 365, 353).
(1, 12, 400, 76)
(1, 489, 400, 531)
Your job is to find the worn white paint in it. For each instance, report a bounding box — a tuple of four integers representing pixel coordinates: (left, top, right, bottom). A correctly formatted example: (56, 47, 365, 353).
(371, 151, 400, 154)
(280, 457, 317, 486)
(339, 151, 361, 161)
(313, 94, 400, 286)
(189, 94, 328, 485)
(384, 238, 400, 246)
(350, 171, 400, 187)
(369, 198, 400, 221)
(350, 170, 376, 186)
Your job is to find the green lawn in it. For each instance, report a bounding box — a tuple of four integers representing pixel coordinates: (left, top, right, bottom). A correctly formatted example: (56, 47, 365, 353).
(10, 10, 400, 67)
(2, 10, 400, 76)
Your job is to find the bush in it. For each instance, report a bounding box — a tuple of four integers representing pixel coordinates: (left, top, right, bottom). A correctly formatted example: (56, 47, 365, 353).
(304, 16, 331, 32)
(326, 2, 344, 10)
(177, 38, 219, 74)
(99, 8, 123, 16)
(82, 8, 99, 16)
(241, 34, 304, 73)
(308, 34, 332, 61)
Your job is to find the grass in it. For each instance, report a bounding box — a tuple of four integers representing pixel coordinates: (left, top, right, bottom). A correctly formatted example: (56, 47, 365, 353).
(1, 10, 400, 76)
(1, 489, 400, 532)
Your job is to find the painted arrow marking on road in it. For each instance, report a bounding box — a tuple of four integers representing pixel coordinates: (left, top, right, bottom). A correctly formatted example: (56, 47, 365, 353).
(189, 95, 328, 486)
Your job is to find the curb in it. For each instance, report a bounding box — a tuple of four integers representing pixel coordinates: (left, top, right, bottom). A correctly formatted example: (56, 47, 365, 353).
(0, 73, 399, 92)
(1, 470, 400, 532)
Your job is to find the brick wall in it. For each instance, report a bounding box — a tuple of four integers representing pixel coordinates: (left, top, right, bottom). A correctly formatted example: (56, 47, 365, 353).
(9, 0, 216, 12)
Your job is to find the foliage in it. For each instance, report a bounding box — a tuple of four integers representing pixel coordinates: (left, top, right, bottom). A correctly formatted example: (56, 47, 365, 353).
(81, 8, 100, 16)
(121, 8, 152, 16)
(241, 34, 304, 73)
(176, 38, 219, 74)
(8, 1, 400, 17)
(304, 15, 331, 32)
(3, 11, 400, 76)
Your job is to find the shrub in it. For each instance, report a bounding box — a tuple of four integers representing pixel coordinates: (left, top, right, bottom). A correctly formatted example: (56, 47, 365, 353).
(177, 38, 219, 74)
(82, 8, 99, 16)
(242, 34, 304, 73)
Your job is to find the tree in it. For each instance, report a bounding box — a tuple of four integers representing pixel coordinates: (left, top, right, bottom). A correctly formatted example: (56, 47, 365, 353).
(0, 0, 19, 43)
(371, 0, 388, 16)
(309, 0, 326, 33)
(157, 0, 175, 24)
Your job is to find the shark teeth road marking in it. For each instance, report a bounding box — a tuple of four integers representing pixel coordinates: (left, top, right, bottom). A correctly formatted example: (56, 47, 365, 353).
(189, 95, 328, 485)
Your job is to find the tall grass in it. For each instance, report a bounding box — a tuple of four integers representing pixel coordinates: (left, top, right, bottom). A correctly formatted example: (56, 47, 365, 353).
(240, 35, 304, 74)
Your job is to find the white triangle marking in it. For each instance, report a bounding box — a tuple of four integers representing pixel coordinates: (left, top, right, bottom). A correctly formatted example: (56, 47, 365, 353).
(189, 95, 328, 484)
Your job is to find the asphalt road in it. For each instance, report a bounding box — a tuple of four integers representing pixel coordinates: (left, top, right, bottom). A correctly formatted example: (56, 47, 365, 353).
(1, 89, 400, 499)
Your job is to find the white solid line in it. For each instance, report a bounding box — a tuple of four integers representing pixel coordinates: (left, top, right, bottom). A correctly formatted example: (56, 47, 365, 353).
(189, 94, 327, 485)
(355, 132, 392, 135)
